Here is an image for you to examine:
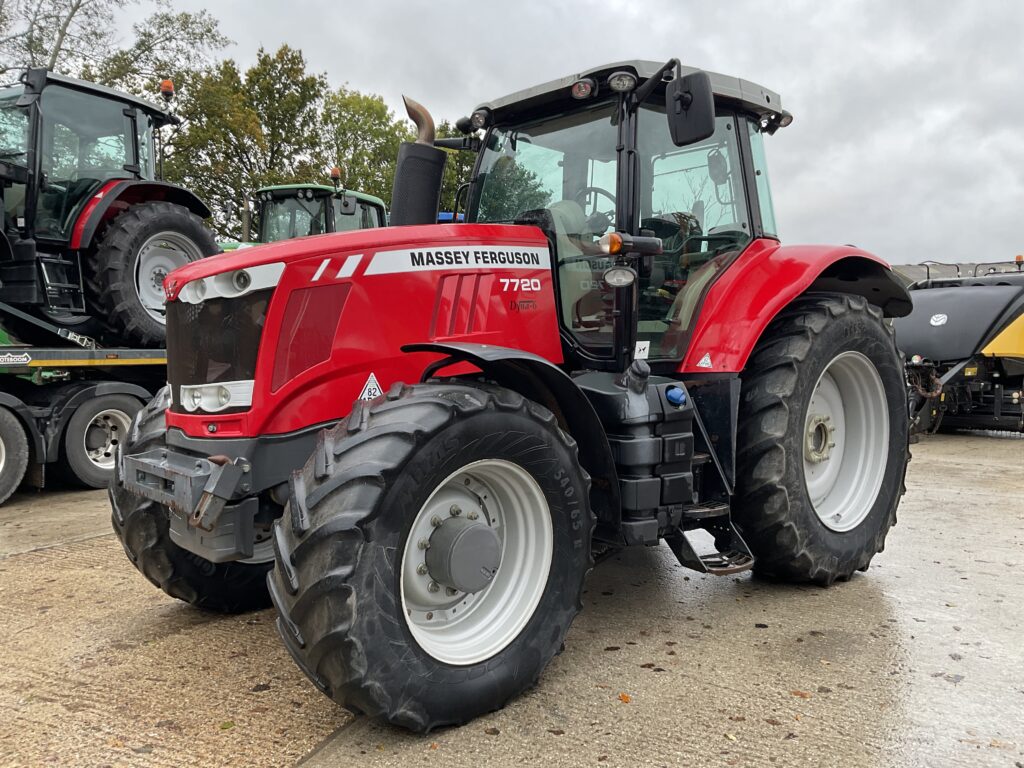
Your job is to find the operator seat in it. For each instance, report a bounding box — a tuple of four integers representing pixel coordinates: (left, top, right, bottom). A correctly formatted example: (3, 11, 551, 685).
(548, 200, 601, 327)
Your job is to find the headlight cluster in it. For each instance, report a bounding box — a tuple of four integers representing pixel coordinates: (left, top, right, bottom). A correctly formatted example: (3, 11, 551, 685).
(178, 380, 255, 413)
(177, 261, 285, 305)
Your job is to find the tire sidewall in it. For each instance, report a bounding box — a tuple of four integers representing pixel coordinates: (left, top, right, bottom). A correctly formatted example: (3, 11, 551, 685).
(355, 408, 589, 722)
(786, 304, 907, 561)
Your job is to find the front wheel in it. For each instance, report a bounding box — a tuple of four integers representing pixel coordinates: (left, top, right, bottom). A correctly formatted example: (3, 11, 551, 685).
(733, 294, 908, 584)
(61, 394, 142, 488)
(270, 383, 593, 731)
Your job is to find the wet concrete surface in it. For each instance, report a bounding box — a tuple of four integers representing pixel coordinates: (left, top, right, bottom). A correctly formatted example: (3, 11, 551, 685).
(0, 433, 1021, 767)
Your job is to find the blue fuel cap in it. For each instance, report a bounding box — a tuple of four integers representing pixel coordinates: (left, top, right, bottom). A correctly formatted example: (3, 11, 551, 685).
(666, 386, 687, 407)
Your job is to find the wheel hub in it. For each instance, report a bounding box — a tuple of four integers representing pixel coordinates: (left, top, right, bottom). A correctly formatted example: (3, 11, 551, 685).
(804, 414, 836, 464)
(426, 516, 502, 594)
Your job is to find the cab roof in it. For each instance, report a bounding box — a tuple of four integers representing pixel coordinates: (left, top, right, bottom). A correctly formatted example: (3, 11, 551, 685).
(477, 60, 786, 124)
(254, 183, 386, 208)
(22, 69, 173, 121)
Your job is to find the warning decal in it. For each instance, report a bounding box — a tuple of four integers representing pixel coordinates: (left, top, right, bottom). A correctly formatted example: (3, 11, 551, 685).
(696, 353, 713, 369)
(358, 372, 383, 400)
(364, 245, 550, 275)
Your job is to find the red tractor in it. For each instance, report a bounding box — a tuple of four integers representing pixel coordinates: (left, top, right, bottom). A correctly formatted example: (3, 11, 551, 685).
(111, 60, 912, 731)
(0, 69, 217, 346)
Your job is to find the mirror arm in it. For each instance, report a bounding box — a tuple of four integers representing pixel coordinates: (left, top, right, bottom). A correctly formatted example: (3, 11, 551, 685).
(630, 58, 678, 111)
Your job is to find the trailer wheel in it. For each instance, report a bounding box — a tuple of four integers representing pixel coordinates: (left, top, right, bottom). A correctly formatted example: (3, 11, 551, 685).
(61, 394, 142, 488)
(89, 202, 217, 347)
(110, 388, 272, 612)
(0, 406, 29, 504)
(270, 383, 593, 731)
(734, 294, 908, 584)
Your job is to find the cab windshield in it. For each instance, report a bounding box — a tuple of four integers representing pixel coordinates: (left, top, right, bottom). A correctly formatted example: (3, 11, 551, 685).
(0, 86, 29, 162)
(258, 194, 329, 242)
(472, 101, 752, 358)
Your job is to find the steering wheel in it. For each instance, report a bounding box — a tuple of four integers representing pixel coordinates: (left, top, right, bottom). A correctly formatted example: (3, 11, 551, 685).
(574, 185, 616, 234)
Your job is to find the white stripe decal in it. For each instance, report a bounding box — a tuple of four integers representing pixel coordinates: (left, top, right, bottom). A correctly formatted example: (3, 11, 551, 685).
(336, 254, 362, 278)
(311, 258, 331, 282)
(364, 245, 550, 276)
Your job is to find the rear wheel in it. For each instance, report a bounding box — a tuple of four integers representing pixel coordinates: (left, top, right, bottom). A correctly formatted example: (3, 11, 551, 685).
(734, 294, 908, 584)
(0, 407, 29, 504)
(270, 383, 593, 731)
(89, 202, 218, 347)
(110, 388, 272, 612)
(61, 394, 142, 488)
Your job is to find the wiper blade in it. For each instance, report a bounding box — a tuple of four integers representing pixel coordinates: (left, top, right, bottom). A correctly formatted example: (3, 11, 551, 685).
(0, 149, 25, 159)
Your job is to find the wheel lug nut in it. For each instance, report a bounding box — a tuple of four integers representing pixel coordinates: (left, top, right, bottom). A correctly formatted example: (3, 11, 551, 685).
(467, 511, 479, 520)
(445, 587, 458, 596)
(450, 504, 461, 516)
(425, 612, 433, 620)
(427, 581, 440, 593)
(416, 563, 428, 576)
(430, 515, 442, 527)
(418, 539, 430, 550)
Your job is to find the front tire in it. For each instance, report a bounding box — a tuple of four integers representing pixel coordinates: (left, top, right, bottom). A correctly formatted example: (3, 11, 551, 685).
(270, 383, 593, 731)
(110, 388, 272, 612)
(89, 202, 218, 347)
(0, 407, 29, 505)
(734, 294, 908, 584)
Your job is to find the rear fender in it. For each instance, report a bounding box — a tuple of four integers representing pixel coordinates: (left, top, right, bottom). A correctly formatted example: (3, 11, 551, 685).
(71, 180, 213, 250)
(404, 342, 621, 529)
(680, 241, 912, 373)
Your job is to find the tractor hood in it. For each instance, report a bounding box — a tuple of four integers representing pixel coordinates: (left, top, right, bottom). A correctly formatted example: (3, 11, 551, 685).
(163, 223, 540, 301)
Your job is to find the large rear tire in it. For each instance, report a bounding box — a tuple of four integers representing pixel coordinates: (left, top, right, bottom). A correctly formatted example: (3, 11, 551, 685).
(88, 202, 218, 347)
(110, 388, 272, 612)
(734, 294, 908, 584)
(270, 383, 593, 731)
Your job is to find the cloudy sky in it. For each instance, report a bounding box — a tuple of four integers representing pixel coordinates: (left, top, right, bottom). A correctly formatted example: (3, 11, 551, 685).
(125, 1, 1023, 265)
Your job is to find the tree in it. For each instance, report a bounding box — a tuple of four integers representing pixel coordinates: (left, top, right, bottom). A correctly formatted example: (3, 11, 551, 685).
(476, 155, 551, 222)
(82, 7, 227, 95)
(0, 0, 133, 78)
(320, 87, 412, 203)
(163, 45, 326, 238)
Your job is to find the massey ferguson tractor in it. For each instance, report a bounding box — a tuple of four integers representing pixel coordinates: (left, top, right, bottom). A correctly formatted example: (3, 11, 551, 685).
(0, 69, 217, 346)
(110, 60, 912, 731)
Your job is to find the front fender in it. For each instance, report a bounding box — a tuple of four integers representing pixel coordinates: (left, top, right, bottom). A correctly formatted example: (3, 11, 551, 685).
(403, 342, 621, 530)
(680, 240, 912, 374)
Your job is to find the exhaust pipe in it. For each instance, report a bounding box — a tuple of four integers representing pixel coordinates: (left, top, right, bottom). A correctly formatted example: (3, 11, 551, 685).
(389, 95, 447, 226)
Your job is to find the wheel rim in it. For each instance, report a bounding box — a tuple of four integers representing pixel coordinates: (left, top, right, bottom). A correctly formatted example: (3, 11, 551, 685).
(84, 408, 133, 471)
(135, 231, 204, 322)
(803, 351, 889, 532)
(0, 431, 6, 476)
(400, 459, 553, 666)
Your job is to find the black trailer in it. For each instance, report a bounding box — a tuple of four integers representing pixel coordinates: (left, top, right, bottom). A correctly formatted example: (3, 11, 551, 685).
(0, 339, 165, 503)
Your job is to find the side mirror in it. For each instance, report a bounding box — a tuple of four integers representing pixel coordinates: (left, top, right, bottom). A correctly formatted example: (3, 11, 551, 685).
(337, 195, 356, 215)
(665, 71, 715, 147)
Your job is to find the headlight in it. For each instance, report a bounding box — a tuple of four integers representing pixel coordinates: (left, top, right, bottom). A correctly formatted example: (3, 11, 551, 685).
(178, 262, 285, 304)
(179, 380, 255, 413)
(607, 71, 637, 92)
(603, 265, 636, 288)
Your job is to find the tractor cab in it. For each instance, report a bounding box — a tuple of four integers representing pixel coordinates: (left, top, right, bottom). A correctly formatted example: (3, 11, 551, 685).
(0, 70, 169, 247)
(253, 184, 386, 241)
(446, 60, 790, 369)
(0, 69, 215, 347)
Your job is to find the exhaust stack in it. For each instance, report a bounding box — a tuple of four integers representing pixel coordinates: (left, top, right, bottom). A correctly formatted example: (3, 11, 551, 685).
(389, 95, 447, 226)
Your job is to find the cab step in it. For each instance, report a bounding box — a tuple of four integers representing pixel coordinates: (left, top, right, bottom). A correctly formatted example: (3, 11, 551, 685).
(665, 518, 754, 576)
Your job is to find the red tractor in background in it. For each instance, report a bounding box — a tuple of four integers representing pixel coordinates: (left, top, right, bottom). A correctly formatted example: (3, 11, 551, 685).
(111, 59, 912, 730)
(0, 69, 217, 347)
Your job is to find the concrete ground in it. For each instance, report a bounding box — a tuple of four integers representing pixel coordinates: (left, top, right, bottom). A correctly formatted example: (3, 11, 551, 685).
(0, 433, 1021, 768)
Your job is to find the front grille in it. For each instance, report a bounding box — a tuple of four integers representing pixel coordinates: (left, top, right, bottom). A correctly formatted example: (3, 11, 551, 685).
(166, 288, 272, 412)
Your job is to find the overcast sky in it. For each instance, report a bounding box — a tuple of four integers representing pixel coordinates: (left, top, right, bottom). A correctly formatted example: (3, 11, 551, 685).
(124, 1, 1024, 265)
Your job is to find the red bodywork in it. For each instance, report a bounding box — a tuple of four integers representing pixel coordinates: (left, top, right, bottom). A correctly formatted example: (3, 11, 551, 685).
(678, 240, 893, 373)
(164, 226, 894, 439)
(164, 224, 561, 438)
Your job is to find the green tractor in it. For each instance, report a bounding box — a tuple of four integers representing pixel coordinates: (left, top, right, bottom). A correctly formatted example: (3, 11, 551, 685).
(221, 175, 387, 251)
